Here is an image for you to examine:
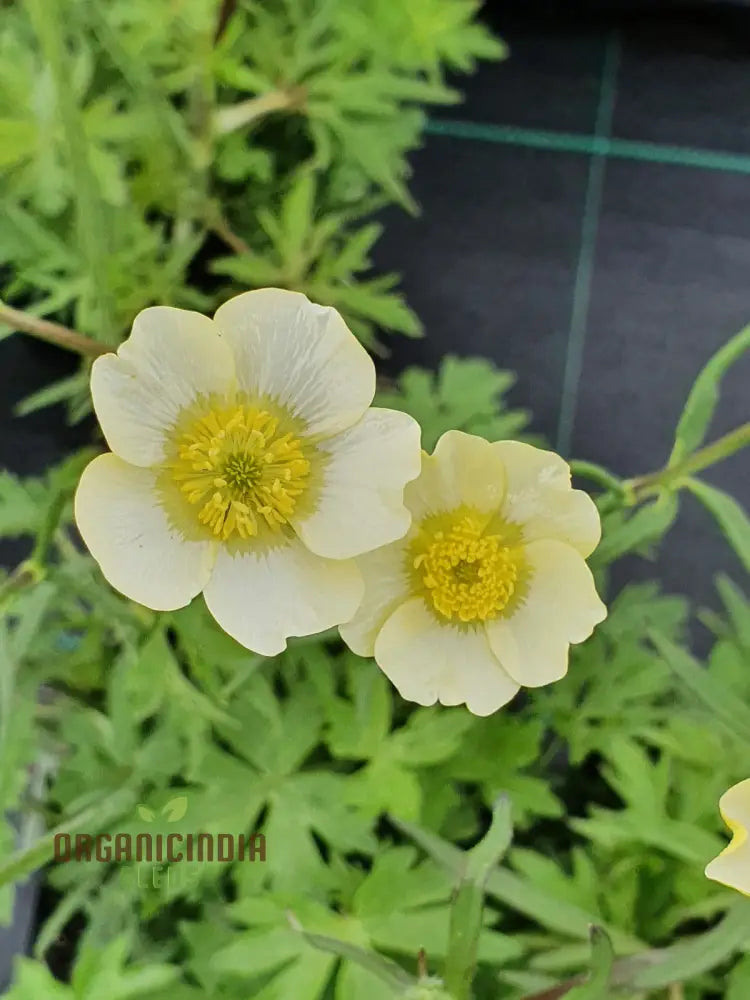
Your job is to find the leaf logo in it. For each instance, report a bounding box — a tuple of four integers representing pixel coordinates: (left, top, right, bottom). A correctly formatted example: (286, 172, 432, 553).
(162, 796, 188, 822)
(136, 796, 188, 824)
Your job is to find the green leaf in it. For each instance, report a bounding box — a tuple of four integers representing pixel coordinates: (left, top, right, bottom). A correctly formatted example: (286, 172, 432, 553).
(627, 901, 750, 990)
(0, 471, 46, 538)
(0, 119, 37, 168)
(279, 171, 316, 267)
(71, 935, 179, 999)
(564, 927, 614, 999)
(594, 492, 679, 564)
(389, 816, 642, 952)
(4, 958, 71, 999)
(288, 913, 416, 992)
(670, 325, 750, 464)
(686, 478, 750, 573)
(650, 629, 750, 746)
(728, 952, 750, 1000)
(377, 357, 530, 451)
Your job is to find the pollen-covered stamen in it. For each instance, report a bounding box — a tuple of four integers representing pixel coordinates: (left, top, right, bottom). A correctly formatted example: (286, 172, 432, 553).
(412, 514, 518, 623)
(170, 404, 310, 540)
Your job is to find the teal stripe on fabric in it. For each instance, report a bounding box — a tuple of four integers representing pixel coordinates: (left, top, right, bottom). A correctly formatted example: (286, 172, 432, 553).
(425, 121, 750, 176)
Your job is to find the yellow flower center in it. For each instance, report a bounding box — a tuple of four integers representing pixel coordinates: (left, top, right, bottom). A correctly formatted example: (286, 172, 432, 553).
(168, 402, 310, 541)
(410, 512, 521, 624)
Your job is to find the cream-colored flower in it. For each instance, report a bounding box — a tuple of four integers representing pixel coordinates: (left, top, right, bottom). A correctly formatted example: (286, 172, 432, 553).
(705, 779, 750, 895)
(340, 430, 606, 715)
(75, 289, 421, 655)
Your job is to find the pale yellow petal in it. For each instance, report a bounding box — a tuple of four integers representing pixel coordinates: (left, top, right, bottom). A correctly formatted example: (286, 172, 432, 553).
(293, 408, 421, 559)
(339, 541, 411, 657)
(74, 453, 216, 610)
(91, 307, 235, 467)
(203, 538, 364, 656)
(213, 288, 375, 438)
(705, 842, 750, 896)
(405, 430, 506, 522)
(374, 597, 520, 715)
(492, 440, 601, 557)
(487, 538, 606, 687)
(705, 779, 750, 895)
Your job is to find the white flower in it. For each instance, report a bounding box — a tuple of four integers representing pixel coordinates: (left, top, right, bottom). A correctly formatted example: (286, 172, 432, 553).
(340, 430, 606, 716)
(705, 779, 750, 895)
(75, 289, 421, 654)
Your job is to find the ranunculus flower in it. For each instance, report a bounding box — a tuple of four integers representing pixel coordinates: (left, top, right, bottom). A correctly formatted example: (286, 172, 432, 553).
(340, 430, 606, 715)
(705, 779, 750, 895)
(75, 289, 420, 654)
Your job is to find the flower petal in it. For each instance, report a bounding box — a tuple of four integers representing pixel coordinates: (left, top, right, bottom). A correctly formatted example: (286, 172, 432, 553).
(293, 408, 421, 559)
(74, 453, 216, 610)
(492, 440, 601, 557)
(705, 779, 750, 895)
(405, 430, 506, 522)
(487, 538, 606, 687)
(203, 538, 364, 656)
(374, 597, 520, 715)
(91, 307, 235, 467)
(213, 288, 375, 438)
(339, 541, 411, 656)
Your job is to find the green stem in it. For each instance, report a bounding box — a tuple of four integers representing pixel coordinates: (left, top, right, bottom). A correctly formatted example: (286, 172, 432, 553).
(627, 422, 750, 501)
(0, 785, 138, 889)
(568, 460, 624, 495)
(0, 564, 41, 608)
(443, 797, 512, 1000)
(31, 490, 70, 568)
(23, 0, 116, 341)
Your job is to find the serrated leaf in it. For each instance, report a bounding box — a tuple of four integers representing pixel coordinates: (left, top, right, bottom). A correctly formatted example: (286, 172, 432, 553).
(594, 492, 679, 564)
(377, 357, 530, 450)
(0, 471, 45, 538)
(650, 630, 750, 746)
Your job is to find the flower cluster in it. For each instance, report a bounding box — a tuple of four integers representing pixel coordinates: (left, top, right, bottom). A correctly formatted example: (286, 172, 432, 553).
(76, 288, 606, 713)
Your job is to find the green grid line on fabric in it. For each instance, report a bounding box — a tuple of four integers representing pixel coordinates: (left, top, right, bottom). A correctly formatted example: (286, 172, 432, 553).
(425, 119, 750, 176)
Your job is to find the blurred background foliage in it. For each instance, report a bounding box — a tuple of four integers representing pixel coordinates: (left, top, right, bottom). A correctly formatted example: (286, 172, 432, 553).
(0, 0, 503, 419)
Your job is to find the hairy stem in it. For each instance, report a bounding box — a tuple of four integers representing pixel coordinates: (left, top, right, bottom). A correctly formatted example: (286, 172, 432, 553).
(0, 303, 109, 358)
(214, 87, 304, 135)
(627, 422, 750, 501)
(210, 211, 253, 255)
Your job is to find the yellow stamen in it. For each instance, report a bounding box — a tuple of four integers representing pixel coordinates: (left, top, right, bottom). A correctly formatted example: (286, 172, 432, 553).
(410, 511, 521, 623)
(168, 402, 310, 541)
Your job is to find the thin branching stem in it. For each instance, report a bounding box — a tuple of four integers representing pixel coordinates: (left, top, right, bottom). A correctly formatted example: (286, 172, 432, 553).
(0, 303, 109, 358)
